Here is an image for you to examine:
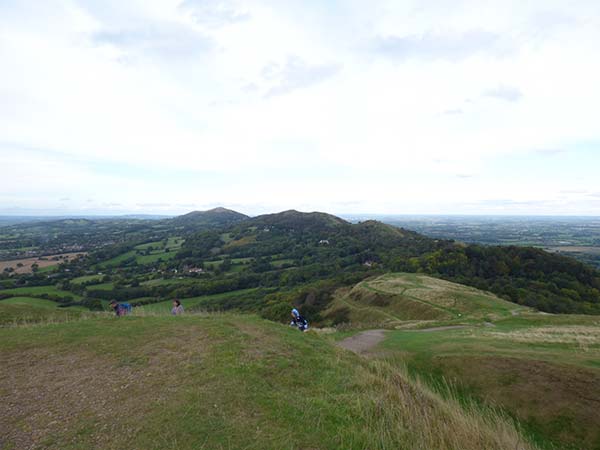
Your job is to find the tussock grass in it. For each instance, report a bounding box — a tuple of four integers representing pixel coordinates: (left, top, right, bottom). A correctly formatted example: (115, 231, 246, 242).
(350, 359, 536, 450)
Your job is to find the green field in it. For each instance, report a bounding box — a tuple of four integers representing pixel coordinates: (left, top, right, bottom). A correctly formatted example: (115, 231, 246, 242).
(231, 257, 253, 264)
(204, 259, 224, 269)
(1, 285, 82, 300)
(71, 274, 104, 285)
(134, 236, 184, 251)
(135, 251, 177, 265)
(271, 258, 294, 268)
(141, 278, 198, 287)
(98, 249, 177, 268)
(203, 258, 248, 273)
(37, 265, 58, 274)
(98, 237, 183, 268)
(85, 282, 115, 291)
(138, 288, 260, 313)
(0, 313, 537, 450)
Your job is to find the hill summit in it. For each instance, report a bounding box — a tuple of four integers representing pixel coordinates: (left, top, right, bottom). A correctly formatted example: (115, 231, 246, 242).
(171, 207, 249, 228)
(248, 209, 349, 231)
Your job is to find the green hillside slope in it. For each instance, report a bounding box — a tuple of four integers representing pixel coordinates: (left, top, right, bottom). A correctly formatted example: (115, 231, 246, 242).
(0, 314, 538, 450)
(323, 273, 526, 327)
(170, 207, 249, 229)
(0, 297, 86, 325)
(379, 314, 600, 449)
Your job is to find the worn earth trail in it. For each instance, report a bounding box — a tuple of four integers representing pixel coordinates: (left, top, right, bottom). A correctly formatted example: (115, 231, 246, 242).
(337, 325, 476, 355)
(337, 329, 387, 355)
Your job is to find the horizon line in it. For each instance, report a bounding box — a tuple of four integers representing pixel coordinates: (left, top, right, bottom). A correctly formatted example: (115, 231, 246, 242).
(1, 210, 600, 219)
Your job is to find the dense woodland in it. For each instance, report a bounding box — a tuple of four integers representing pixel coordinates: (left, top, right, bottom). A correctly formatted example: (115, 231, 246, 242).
(1, 208, 600, 318)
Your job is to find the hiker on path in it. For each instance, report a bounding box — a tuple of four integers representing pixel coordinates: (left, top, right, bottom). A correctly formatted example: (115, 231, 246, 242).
(290, 308, 309, 332)
(171, 299, 184, 315)
(110, 300, 131, 317)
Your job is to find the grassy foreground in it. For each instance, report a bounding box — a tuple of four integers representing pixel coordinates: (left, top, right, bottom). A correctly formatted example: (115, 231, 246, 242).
(0, 313, 537, 450)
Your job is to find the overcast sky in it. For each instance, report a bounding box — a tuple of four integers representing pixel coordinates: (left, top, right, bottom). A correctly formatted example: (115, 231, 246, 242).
(1, 0, 600, 216)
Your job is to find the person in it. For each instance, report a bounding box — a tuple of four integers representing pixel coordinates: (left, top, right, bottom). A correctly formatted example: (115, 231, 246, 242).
(171, 299, 184, 315)
(290, 308, 309, 332)
(109, 300, 131, 317)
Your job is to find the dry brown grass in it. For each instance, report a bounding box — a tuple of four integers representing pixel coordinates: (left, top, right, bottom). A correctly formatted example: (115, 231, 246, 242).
(485, 326, 600, 350)
(0, 325, 209, 450)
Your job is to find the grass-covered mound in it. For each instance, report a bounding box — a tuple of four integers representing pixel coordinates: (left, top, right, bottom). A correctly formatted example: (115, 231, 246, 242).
(323, 273, 524, 327)
(0, 313, 537, 450)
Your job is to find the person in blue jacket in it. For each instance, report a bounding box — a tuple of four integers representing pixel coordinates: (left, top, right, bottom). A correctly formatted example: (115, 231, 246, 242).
(109, 300, 132, 317)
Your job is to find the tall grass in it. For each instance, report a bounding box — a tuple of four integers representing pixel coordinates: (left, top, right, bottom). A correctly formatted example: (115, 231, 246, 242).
(346, 359, 539, 450)
(484, 325, 600, 352)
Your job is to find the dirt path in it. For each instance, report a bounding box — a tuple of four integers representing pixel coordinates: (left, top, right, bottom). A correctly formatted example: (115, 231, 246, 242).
(337, 329, 386, 355)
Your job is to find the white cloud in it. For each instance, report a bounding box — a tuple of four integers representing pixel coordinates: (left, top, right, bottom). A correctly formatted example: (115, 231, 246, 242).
(483, 85, 523, 102)
(261, 56, 341, 98)
(0, 0, 599, 215)
(373, 30, 508, 62)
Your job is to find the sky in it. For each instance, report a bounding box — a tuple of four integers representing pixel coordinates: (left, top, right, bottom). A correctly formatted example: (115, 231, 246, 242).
(1, 0, 600, 217)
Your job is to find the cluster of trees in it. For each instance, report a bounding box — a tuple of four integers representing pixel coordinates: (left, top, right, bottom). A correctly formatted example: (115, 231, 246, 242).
(403, 245, 600, 314)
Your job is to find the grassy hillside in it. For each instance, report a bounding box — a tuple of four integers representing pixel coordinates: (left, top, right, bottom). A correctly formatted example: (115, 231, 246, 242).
(323, 273, 526, 327)
(377, 314, 600, 449)
(321, 274, 600, 448)
(0, 313, 538, 450)
(170, 207, 249, 229)
(0, 297, 86, 325)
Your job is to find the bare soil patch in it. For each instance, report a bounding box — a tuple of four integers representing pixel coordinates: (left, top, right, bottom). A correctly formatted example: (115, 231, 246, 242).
(0, 326, 208, 450)
(337, 329, 386, 355)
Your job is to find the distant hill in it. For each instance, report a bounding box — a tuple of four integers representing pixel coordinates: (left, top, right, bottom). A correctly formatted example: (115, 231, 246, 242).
(247, 209, 349, 231)
(170, 207, 249, 228)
